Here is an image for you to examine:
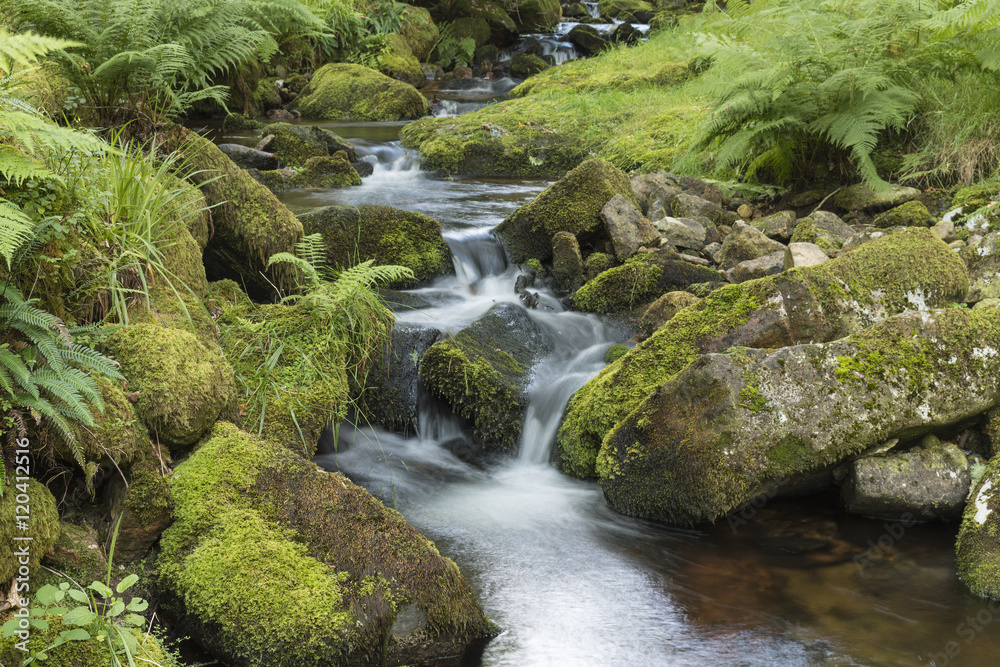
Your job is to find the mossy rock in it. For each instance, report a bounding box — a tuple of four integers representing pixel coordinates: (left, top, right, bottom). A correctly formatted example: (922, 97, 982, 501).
(159, 124, 303, 300)
(0, 479, 59, 582)
(961, 231, 1000, 302)
(419, 303, 552, 453)
(958, 452, 1000, 598)
(584, 252, 614, 280)
(494, 158, 637, 263)
(873, 200, 935, 229)
(261, 122, 358, 168)
(298, 205, 452, 286)
(42, 522, 106, 584)
(952, 181, 1000, 231)
(639, 290, 700, 338)
(378, 34, 425, 88)
(400, 5, 440, 60)
(212, 289, 351, 456)
(442, 0, 518, 42)
(222, 112, 265, 131)
(0, 616, 176, 667)
(102, 323, 237, 447)
(572, 252, 721, 313)
(832, 182, 920, 213)
(601, 306, 1000, 525)
(253, 77, 282, 113)
(287, 154, 362, 188)
(290, 63, 429, 121)
(157, 422, 493, 667)
(789, 211, 855, 251)
(598, 0, 654, 18)
(107, 460, 174, 563)
(450, 17, 492, 48)
(552, 231, 584, 295)
(515, 0, 562, 31)
(604, 344, 629, 364)
(556, 228, 970, 479)
(510, 52, 550, 78)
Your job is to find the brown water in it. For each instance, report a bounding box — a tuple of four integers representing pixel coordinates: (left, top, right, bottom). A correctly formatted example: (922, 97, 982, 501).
(202, 118, 1000, 667)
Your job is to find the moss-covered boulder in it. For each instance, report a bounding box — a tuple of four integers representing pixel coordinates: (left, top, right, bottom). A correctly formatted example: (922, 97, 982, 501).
(0, 617, 175, 667)
(400, 4, 439, 60)
(841, 441, 970, 521)
(873, 200, 935, 229)
(450, 17, 492, 48)
(961, 231, 1000, 302)
(572, 252, 722, 313)
(957, 452, 1000, 598)
(833, 182, 921, 212)
(378, 33, 425, 88)
(211, 283, 350, 456)
(298, 205, 452, 286)
(567, 24, 609, 55)
(286, 154, 362, 189)
(290, 64, 429, 121)
(510, 52, 550, 78)
(42, 522, 105, 584)
(442, 0, 518, 44)
(106, 461, 173, 562)
(556, 228, 969, 479)
(515, 0, 562, 30)
(420, 303, 552, 453)
(552, 231, 584, 295)
(790, 210, 856, 251)
(598, 0, 654, 18)
(159, 124, 303, 300)
(751, 210, 797, 242)
(600, 306, 1000, 525)
(0, 479, 59, 582)
(494, 158, 637, 263)
(261, 122, 357, 168)
(717, 221, 787, 270)
(158, 422, 493, 666)
(103, 324, 237, 447)
(639, 290, 700, 338)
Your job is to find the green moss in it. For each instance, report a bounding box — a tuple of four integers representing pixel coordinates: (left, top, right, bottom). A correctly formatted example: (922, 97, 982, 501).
(584, 252, 614, 280)
(102, 323, 237, 447)
(0, 479, 59, 582)
(604, 344, 629, 364)
(510, 53, 550, 79)
(599, 0, 654, 17)
(450, 17, 491, 48)
(400, 5, 439, 61)
(790, 218, 835, 250)
(290, 63, 429, 121)
(557, 228, 969, 479)
(252, 76, 282, 113)
(287, 154, 363, 188)
(158, 423, 490, 666)
(0, 616, 177, 667)
(222, 112, 264, 130)
(573, 255, 664, 312)
(378, 34, 425, 88)
(515, 0, 562, 31)
(872, 200, 935, 229)
(952, 181, 1000, 230)
(299, 205, 451, 286)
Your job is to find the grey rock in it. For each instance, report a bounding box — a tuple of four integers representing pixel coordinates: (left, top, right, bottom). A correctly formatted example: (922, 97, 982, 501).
(601, 194, 660, 260)
(672, 192, 736, 227)
(552, 231, 585, 295)
(752, 210, 797, 242)
(363, 324, 443, 435)
(783, 242, 829, 270)
(654, 216, 706, 251)
(679, 176, 723, 206)
(631, 171, 681, 216)
(933, 218, 955, 241)
(217, 144, 279, 171)
(352, 160, 375, 177)
(834, 183, 921, 212)
(676, 253, 711, 267)
(717, 221, 787, 270)
(728, 250, 784, 283)
(842, 442, 971, 521)
(961, 231, 1000, 302)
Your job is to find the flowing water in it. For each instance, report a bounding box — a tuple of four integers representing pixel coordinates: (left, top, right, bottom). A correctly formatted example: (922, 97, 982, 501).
(203, 116, 1000, 666)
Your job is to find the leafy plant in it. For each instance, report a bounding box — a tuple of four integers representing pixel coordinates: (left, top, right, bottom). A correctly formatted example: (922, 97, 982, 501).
(434, 23, 476, 69)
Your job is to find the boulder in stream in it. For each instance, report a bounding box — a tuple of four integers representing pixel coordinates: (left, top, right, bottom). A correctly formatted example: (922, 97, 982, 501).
(362, 323, 443, 435)
(290, 63, 429, 121)
(556, 228, 969, 479)
(260, 122, 358, 167)
(217, 143, 279, 171)
(600, 305, 1000, 525)
(419, 303, 553, 454)
(157, 422, 495, 667)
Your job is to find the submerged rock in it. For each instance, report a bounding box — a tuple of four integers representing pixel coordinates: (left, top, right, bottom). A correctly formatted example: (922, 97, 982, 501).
(290, 63, 429, 121)
(420, 303, 553, 454)
(494, 158, 637, 263)
(556, 228, 969, 479)
(841, 441, 971, 521)
(299, 205, 452, 287)
(158, 423, 494, 667)
(601, 306, 1000, 525)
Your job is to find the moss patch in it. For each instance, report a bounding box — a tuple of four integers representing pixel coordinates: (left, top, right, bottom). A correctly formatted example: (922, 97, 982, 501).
(0, 616, 176, 667)
(290, 63, 429, 121)
(378, 34, 425, 88)
(287, 154, 362, 189)
(0, 479, 59, 582)
(572, 253, 722, 313)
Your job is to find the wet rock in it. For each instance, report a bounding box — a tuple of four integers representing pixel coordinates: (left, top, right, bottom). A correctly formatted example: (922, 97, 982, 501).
(495, 158, 637, 263)
(630, 171, 680, 216)
(261, 122, 357, 168)
(873, 200, 935, 229)
(352, 160, 375, 177)
(752, 210, 797, 242)
(420, 303, 553, 453)
(783, 242, 829, 270)
(602, 306, 1000, 525)
(567, 24, 609, 55)
(717, 221, 787, 270)
(961, 231, 1000, 302)
(728, 250, 784, 283)
(639, 291, 700, 339)
(833, 183, 921, 213)
(290, 63, 429, 121)
(552, 231, 585, 295)
(557, 228, 970, 479)
(672, 192, 736, 227)
(791, 210, 856, 251)
(286, 154, 362, 188)
(601, 194, 660, 260)
(510, 52, 550, 78)
(654, 216, 706, 251)
(158, 423, 494, 667)
(217, 143, 279, 171)
(572, 251, 722, 313)
(362, 324, 443, 435)
(841, 441, 970, 521)
(299, 205, 452, 286)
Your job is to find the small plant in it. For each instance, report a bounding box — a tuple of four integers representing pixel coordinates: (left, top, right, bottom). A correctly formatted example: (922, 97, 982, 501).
(434, 23, 476, 69)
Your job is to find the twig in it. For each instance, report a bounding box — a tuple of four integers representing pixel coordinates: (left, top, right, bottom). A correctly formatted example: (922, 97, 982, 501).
(809, 187, 843, 216)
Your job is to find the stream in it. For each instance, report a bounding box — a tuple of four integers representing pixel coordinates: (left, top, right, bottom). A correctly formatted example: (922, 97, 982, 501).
(207, 117, 1000, 666)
